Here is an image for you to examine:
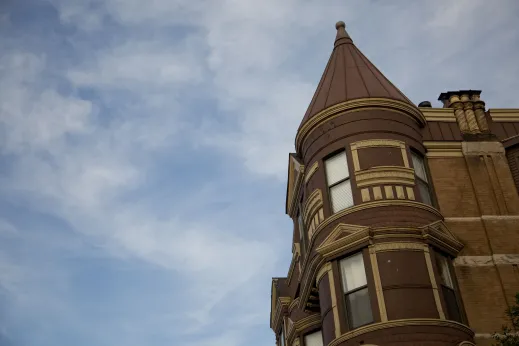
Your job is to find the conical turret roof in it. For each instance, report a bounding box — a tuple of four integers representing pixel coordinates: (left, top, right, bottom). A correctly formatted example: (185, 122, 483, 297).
(299, 21, 413, 128)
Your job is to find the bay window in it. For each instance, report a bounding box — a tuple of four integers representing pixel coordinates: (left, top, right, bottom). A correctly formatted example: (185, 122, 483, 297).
(325, 151, 353, 213)
(303, 330, 323, 346)
(436, 254, 462, 322)
(411, 151, 432, 205)
(339, 252, 373, 329)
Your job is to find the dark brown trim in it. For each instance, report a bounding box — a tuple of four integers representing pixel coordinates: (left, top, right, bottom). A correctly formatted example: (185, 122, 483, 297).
(331, 260, 347, 333)
(335, 250, 375, 332)
(502, 134, 519, 149)
(430, 248, 468, 324)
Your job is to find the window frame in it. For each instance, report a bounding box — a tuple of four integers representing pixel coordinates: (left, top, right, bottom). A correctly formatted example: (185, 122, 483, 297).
(323, 150, 354, 214)
(302, 329, 324, 346)
(297, 206, 306, 259)
(338, 251, 374, 330)
(411, 149, 436, 206)
(434, 251, 466, 323)
(279, 323, 285, 346)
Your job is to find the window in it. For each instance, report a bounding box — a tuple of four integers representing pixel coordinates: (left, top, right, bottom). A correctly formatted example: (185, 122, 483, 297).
(279, 324, 285, 346)
(298, 208, 305, 248)
(339, 252, 373, 329)
(304, 330, 323, 346)
(325, 151, 353, 213)
(411, 151, 432, 205)
(436, 254, 462, 322)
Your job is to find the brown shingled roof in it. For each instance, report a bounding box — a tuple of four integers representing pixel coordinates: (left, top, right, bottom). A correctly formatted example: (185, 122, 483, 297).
(299, 21, 413, 129)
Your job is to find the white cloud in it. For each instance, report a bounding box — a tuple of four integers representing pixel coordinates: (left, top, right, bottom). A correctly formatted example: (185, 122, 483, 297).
(2, 0, 519, 344)
(68, 40, 204, 89)
(0, 53, 93, 154)
(0, 41, 279, 342)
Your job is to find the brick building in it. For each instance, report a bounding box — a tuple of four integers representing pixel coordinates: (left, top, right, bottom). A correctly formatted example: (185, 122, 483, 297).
(270, 21, 519, 346)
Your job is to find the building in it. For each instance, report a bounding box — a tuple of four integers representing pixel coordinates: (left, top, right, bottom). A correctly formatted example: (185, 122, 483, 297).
(270, 21, 519, 346)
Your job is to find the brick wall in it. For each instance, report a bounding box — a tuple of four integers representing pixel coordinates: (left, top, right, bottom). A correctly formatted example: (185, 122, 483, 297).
(427, 144, 519, 345)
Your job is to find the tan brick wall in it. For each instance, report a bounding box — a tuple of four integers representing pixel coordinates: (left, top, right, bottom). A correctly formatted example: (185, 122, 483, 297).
(483, 217, 519, 254)
(475, 337, 494, 346)
(497, 264, 519, 306)
(493, 154, 519, 214)
(455, 265, 509, 333)
(428, 157, 480, 217)
(445, 219, 490, 256)
(429, 144, 519, 339)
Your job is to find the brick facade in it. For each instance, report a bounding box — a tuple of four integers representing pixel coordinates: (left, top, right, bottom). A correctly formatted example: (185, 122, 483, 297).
(270, 22, 519, 346)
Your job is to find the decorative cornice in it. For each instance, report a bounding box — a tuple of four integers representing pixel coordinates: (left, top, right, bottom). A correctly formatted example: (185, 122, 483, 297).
(271, 279, 278, 330)
(304, 162, 319, 184)
(288, 297, 300, 314)
(296, 98, 426, 153)
(316, 224, 371, 259)
(354, 166, 415, 188)
(350, 138, 407, 150)
(303, 189, 323, 225)
(316, 262, 331, 285)
(328, 319, 474, 346)
(420, 220, 464, 256)
(287, 155, 305, 217)
(420, 107, 457, 122)
(488, 108, 519, 122)
(372, 242, 424, 252)
(303, 200, 442, 258)
(287, 247, 301, 285)
(296, 219, 463, 313)
(298, 255, 325, 311)
(272, 294, 291, 332)
(297, 200, 443, 303)
(286, 313, 321, 346)
(423, 141, 463, 158)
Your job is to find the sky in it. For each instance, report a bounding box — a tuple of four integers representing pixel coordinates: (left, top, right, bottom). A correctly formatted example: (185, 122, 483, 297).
(0, 0, 518, 345)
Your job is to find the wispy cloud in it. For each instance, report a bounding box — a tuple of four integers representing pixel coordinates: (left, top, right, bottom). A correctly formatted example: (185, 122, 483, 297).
(1, 0, 519, 345)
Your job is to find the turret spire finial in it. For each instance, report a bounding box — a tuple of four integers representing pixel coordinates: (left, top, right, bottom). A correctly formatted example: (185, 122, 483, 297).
(334, 20, 352, 47)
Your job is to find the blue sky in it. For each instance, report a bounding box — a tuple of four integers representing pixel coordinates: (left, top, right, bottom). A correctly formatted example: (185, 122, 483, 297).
(0, 0, 518, 345)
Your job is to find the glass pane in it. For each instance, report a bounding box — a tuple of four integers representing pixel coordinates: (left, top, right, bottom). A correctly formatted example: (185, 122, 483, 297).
(304, 330, 323, 346)
(330, 180, 353, 213)
(325, 151, 349, 186)
(280, 327, 285, 346)
(442, 286, 462, 322)
(340, 253, 367, 292)
(298, 211, 305, 243)
(346, 287, 373, 328)
(418, 180, 432, 205)
(436, 255, 454, 288)
(412, 152, 428, 182)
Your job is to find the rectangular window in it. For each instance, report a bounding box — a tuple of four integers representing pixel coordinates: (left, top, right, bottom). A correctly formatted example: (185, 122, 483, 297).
(298, 210, 305, 244)
(411, 151, 433, 205)
(436, 254, 462, 322)
(303, 330, 323, 346)
(339, 252, 373, 329)
(280, 325, 285, 346)
(325, 151, 353, 213)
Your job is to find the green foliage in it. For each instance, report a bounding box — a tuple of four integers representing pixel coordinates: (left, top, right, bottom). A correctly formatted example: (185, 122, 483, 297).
(492, 292, 519, 346)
